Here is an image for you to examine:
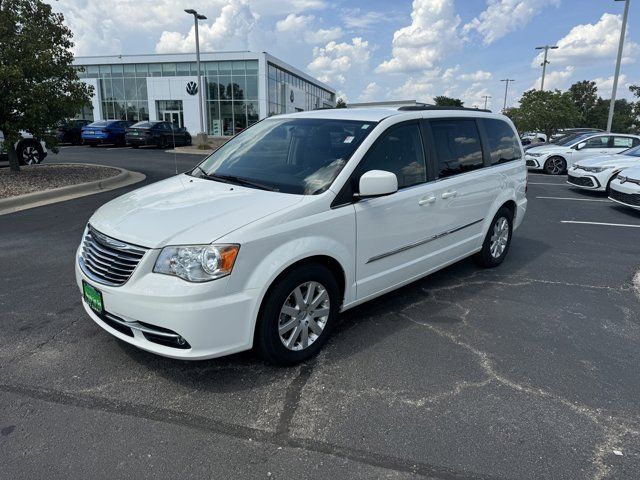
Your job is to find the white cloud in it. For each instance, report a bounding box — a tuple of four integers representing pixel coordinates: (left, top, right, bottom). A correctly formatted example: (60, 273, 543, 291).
(529, 66, 575, 90)
(531, 13, 640, 68)
(358, 82, 381, 102)
(342, 10, 388, 30)
(387, 76, 435, 103)
(459, 70, 492, 82)
(376, 0, 462, 74)
(593, 74, 628, 98)
(155, 0, 258, 53)
(464, 0, 560, 45)
(307, 37, 370, 84)
(275, 13, 342, 44)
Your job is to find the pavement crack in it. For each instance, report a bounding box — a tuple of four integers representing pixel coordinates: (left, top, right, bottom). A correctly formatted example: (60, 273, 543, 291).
(275, 359, 317, 439)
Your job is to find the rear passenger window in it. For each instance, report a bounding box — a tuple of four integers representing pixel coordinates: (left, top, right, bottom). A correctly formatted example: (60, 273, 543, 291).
(613, 137, 634, 148)
(431, 120, 484, 178)
(483, 119, 521, 165)
(357, 123, 426, 189)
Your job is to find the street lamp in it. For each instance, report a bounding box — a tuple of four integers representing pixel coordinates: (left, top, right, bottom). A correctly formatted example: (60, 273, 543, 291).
(185, 9, 207, 142)
(501, 79, 515, 112)
(607, 0, 631, 132)
(535, 45, 558, 91)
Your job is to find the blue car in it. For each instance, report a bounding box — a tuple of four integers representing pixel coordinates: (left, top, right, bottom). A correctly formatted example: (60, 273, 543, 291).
(81, 120, 134, 147)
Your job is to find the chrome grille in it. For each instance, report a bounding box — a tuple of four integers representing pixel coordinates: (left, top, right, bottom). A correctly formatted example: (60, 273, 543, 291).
(79, 226, 148, 286)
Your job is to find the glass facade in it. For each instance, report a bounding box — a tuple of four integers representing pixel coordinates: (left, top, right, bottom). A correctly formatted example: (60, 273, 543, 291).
(76, 58, 335, 136)
(204, 60, 259, 136)
(267, 62, 334, 116)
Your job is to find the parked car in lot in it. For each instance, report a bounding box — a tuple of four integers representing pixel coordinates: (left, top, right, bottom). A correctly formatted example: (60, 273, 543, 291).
(608, 166, 640, 210)
(76, 107, 527, 365)
(0, 131, 48, 165)
(125, 121, 192, 148)
(81, 120, 133, 147)
(525, 132, 640, 175)
(551, 127, 604, 141)
(56, 119, 91, 145)
(567, 144, 640, 193)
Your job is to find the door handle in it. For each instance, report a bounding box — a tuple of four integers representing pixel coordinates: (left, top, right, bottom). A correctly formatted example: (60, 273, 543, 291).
(441, 191, 457, 199)
(418, 195, 436, 206)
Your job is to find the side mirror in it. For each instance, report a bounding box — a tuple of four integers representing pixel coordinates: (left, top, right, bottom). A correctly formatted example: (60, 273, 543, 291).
(357, 170, 398, 198)
(575, 142, 586, 150)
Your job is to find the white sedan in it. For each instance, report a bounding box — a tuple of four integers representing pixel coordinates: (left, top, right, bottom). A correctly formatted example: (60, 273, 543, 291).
(525, 132, 640, 175)
(567, 145, 640, 193)
(609, 166, 640, 211)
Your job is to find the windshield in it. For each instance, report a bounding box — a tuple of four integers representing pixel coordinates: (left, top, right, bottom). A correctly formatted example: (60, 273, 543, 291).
(132, 122, 157, 128)
(620, 144, 640, 157)
(88, 121, 108, 127)
(193, 117, 376, 195)
(554, 132, 593, 146)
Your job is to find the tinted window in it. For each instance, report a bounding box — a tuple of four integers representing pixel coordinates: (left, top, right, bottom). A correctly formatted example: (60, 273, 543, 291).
(582, 136, 610, 149)
(132, 122, 157, 128)
(431, 120, 484, 178)
(483, 119, 521, 165)
(356, 123, 426, 189)
(613, 136, 634, 148)
(196, 118, 375, 195)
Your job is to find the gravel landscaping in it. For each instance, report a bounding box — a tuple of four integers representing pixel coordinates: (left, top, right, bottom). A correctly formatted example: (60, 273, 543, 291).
(0, 164, 120, 199)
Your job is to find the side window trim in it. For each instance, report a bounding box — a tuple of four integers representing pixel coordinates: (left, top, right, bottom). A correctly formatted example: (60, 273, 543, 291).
(475, 119, 493, 167)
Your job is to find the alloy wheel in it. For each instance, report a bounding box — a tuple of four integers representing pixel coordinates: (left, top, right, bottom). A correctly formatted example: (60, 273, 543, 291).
(490, 217, 509, 259)
(545, 157, 565, 175)
(278, 281, 330, 351)
(22, 146, 41, 165)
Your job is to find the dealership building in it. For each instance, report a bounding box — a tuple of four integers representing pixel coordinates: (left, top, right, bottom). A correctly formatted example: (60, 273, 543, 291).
(73, 51, 336, 136)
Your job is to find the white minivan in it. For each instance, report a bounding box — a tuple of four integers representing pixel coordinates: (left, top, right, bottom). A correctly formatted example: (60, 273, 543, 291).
(76, 107, 527, 364)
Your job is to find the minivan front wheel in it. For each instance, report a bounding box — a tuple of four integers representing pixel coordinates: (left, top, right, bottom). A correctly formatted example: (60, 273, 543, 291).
(477, 208, 513, 267)
(256, 264, 340, 365)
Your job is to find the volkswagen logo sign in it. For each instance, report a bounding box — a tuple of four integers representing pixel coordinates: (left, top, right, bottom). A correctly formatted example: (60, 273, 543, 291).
(290, 90, 295, 103)
(186, 81, 198, 95)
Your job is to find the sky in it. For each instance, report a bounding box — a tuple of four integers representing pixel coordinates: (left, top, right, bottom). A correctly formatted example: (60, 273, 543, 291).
(48, 0, 640, 111)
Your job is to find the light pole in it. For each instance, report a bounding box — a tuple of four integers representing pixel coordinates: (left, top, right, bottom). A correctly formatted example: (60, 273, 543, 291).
(185, 9, 207, 141)
(501, 79, 515, 112)
(535, 45, 558, 91)
(607, 0, 631, 132)
(482, 95, 491, 110)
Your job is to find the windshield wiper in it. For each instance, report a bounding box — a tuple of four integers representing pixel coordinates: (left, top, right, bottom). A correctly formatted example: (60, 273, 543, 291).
(211, 174, 279, 192)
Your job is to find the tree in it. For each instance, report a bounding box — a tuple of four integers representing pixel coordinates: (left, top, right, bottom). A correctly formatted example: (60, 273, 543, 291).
(505, 89, 579, 139)
(568, 80, 598, 127)
(630, 85, 640, 128)
(588, 98, 636, 133)
(335, 98, 347, 109)
(433, 96, 464, 107)
(0, 0, 93, 172)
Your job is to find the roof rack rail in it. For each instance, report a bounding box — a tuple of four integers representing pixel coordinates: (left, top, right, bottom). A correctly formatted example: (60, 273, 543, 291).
(397, 105, 492, 113)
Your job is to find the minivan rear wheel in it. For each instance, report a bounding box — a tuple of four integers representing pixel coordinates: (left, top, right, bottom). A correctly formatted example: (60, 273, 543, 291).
(476, 207, 513, 268)
(255, 264, 340, 365)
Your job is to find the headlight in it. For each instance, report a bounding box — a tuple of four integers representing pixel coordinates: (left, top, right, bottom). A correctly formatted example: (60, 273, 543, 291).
(153, 244, 240, 282)
(584, 166, 614, 173)
(528, 152, 544, 157)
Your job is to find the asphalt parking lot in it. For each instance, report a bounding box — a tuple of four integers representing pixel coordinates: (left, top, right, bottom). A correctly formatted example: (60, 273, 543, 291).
(1, 146, 639, 479)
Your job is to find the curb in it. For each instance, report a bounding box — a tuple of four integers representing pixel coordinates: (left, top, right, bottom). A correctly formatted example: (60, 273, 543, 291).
(0, 164, 146, 216)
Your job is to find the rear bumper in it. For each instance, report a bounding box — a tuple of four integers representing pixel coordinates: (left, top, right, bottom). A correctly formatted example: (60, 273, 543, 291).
(126, 137, 155, 146)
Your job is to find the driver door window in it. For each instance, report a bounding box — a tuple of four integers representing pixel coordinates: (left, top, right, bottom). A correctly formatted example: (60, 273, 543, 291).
(356, 123, 426, 189)
(582, 136, 610, 149)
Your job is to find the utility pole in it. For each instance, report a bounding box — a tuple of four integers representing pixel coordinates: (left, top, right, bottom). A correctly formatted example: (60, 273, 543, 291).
(185, 9, 207, 142)
(535, 45, 558, 91)
(482, 95, 491, 110)
(501, 79, 515, 112)
(607, 0, 631, 132)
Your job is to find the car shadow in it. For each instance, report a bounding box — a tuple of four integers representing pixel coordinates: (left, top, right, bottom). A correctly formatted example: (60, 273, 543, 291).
(116, 237, 550, 393)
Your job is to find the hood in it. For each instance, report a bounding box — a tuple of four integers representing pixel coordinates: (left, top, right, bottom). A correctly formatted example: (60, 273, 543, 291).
(89, 174, 304, 248)
(526, 144, 571, 154)
(620, 165, 640, 180)
(576, 154, 640, 168)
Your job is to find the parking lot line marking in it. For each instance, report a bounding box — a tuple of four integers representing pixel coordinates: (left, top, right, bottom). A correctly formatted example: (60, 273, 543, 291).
(537, 196, 611, 202)
(561, 220, 640, 228)
(528, 182, 567, 186)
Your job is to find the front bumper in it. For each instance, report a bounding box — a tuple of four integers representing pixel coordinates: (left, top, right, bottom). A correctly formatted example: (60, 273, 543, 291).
(75, 249, 260, 360)
(525, 156, 544, 170)
(609, 180, 640, 210)
(567, 170, 603, 191)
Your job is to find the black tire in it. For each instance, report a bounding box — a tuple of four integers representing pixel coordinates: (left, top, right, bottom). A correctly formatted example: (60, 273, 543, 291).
(185, 135, 192, 146)
(89, 143, 97, 147)
(17, 141, 44, 165)
(255, 264, 340, 365)
(476, 207, 514, 268)
(131, 145, 139, 149)
(543, 156, 567, 175)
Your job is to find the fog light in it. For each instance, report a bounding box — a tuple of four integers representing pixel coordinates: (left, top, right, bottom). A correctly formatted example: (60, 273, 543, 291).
(176, 336, 186, 346)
